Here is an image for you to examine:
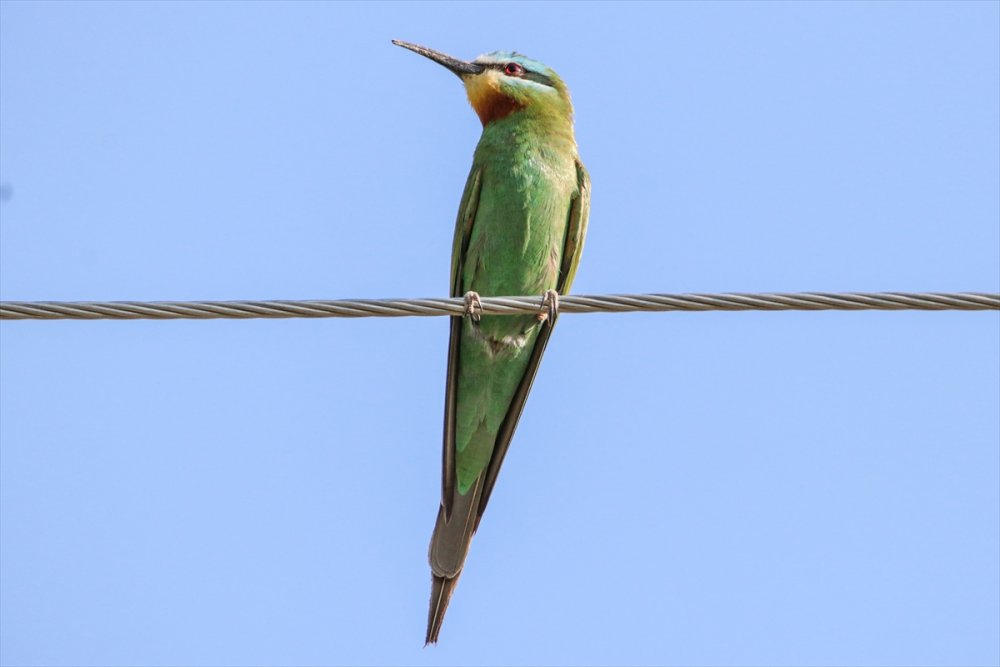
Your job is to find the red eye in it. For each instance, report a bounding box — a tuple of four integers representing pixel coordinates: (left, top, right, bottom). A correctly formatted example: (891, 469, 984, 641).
(504, 62, 524, 76)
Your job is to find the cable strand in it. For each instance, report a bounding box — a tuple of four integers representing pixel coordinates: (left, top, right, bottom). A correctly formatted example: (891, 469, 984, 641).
(1, 292, 997, 321)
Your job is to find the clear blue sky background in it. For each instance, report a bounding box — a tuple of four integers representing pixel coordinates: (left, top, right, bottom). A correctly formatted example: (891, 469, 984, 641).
(1, 2, 998, 666)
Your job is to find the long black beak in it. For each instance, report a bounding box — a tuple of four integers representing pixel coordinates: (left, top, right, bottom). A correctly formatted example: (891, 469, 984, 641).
(392, 40, 484, 78)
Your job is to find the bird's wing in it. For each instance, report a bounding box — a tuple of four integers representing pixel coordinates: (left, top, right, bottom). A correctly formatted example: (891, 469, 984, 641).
(450, 166, 484, 299)
(557, 158, 591, 293)
(440, 165, 483, 517)
(475, 157, 591, 520)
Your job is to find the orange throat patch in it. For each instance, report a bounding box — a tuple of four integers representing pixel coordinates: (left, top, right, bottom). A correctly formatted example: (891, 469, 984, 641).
(464, 72, 522, 126)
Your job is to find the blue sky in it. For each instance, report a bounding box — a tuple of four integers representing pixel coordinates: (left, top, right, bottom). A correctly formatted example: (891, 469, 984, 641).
(1, 2, 998, 666)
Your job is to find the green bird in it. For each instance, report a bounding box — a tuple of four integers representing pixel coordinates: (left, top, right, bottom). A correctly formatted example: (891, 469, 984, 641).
(392, 40, 590, 644)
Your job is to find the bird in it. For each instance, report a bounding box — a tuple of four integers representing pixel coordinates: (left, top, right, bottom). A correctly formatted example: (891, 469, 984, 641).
(392, 40, 590, 644)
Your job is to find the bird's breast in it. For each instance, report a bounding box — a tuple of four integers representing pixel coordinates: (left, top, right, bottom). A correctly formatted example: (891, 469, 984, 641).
(461, 138, 577, 314)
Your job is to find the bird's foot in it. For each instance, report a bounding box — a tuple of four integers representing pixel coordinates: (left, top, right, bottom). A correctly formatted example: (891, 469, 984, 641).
(538, 289, 560, 325)
(463, 291, 482, 323)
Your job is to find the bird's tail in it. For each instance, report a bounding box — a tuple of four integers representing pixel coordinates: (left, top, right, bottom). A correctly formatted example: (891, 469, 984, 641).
(425, 477, 484, 644)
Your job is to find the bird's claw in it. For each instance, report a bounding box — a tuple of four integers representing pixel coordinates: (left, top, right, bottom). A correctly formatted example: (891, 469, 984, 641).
(463, 291, 482, 323)
(539, 289, 560, 325)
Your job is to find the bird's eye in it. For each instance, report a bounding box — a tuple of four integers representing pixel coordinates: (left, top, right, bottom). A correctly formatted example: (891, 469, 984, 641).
(504, 62, 524, 76)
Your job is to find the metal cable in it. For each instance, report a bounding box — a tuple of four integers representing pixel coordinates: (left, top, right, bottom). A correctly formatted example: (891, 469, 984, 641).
(1, 292, 997, 321)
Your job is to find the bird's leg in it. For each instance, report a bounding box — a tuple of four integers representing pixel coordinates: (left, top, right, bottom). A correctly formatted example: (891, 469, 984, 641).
(463, 291, 483, 323)
(538, 289, 560, 325)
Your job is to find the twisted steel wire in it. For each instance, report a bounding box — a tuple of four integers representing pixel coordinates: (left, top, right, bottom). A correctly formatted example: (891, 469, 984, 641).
(1, 292, 997, 321)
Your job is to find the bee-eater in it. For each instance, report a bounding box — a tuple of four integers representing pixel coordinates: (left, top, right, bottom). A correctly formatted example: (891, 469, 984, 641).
(392, 40, 590, 644)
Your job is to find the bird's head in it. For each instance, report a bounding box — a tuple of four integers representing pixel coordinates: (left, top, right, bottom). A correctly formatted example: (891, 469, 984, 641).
(393, 40, 572, 126)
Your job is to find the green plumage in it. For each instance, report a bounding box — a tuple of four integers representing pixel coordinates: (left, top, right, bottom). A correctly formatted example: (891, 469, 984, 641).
(391, 40, 589, 644)
(453, 111, 581, 492)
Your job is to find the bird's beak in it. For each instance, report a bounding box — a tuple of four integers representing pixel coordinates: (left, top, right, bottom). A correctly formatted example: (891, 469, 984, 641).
(392, 40, 484, 78)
